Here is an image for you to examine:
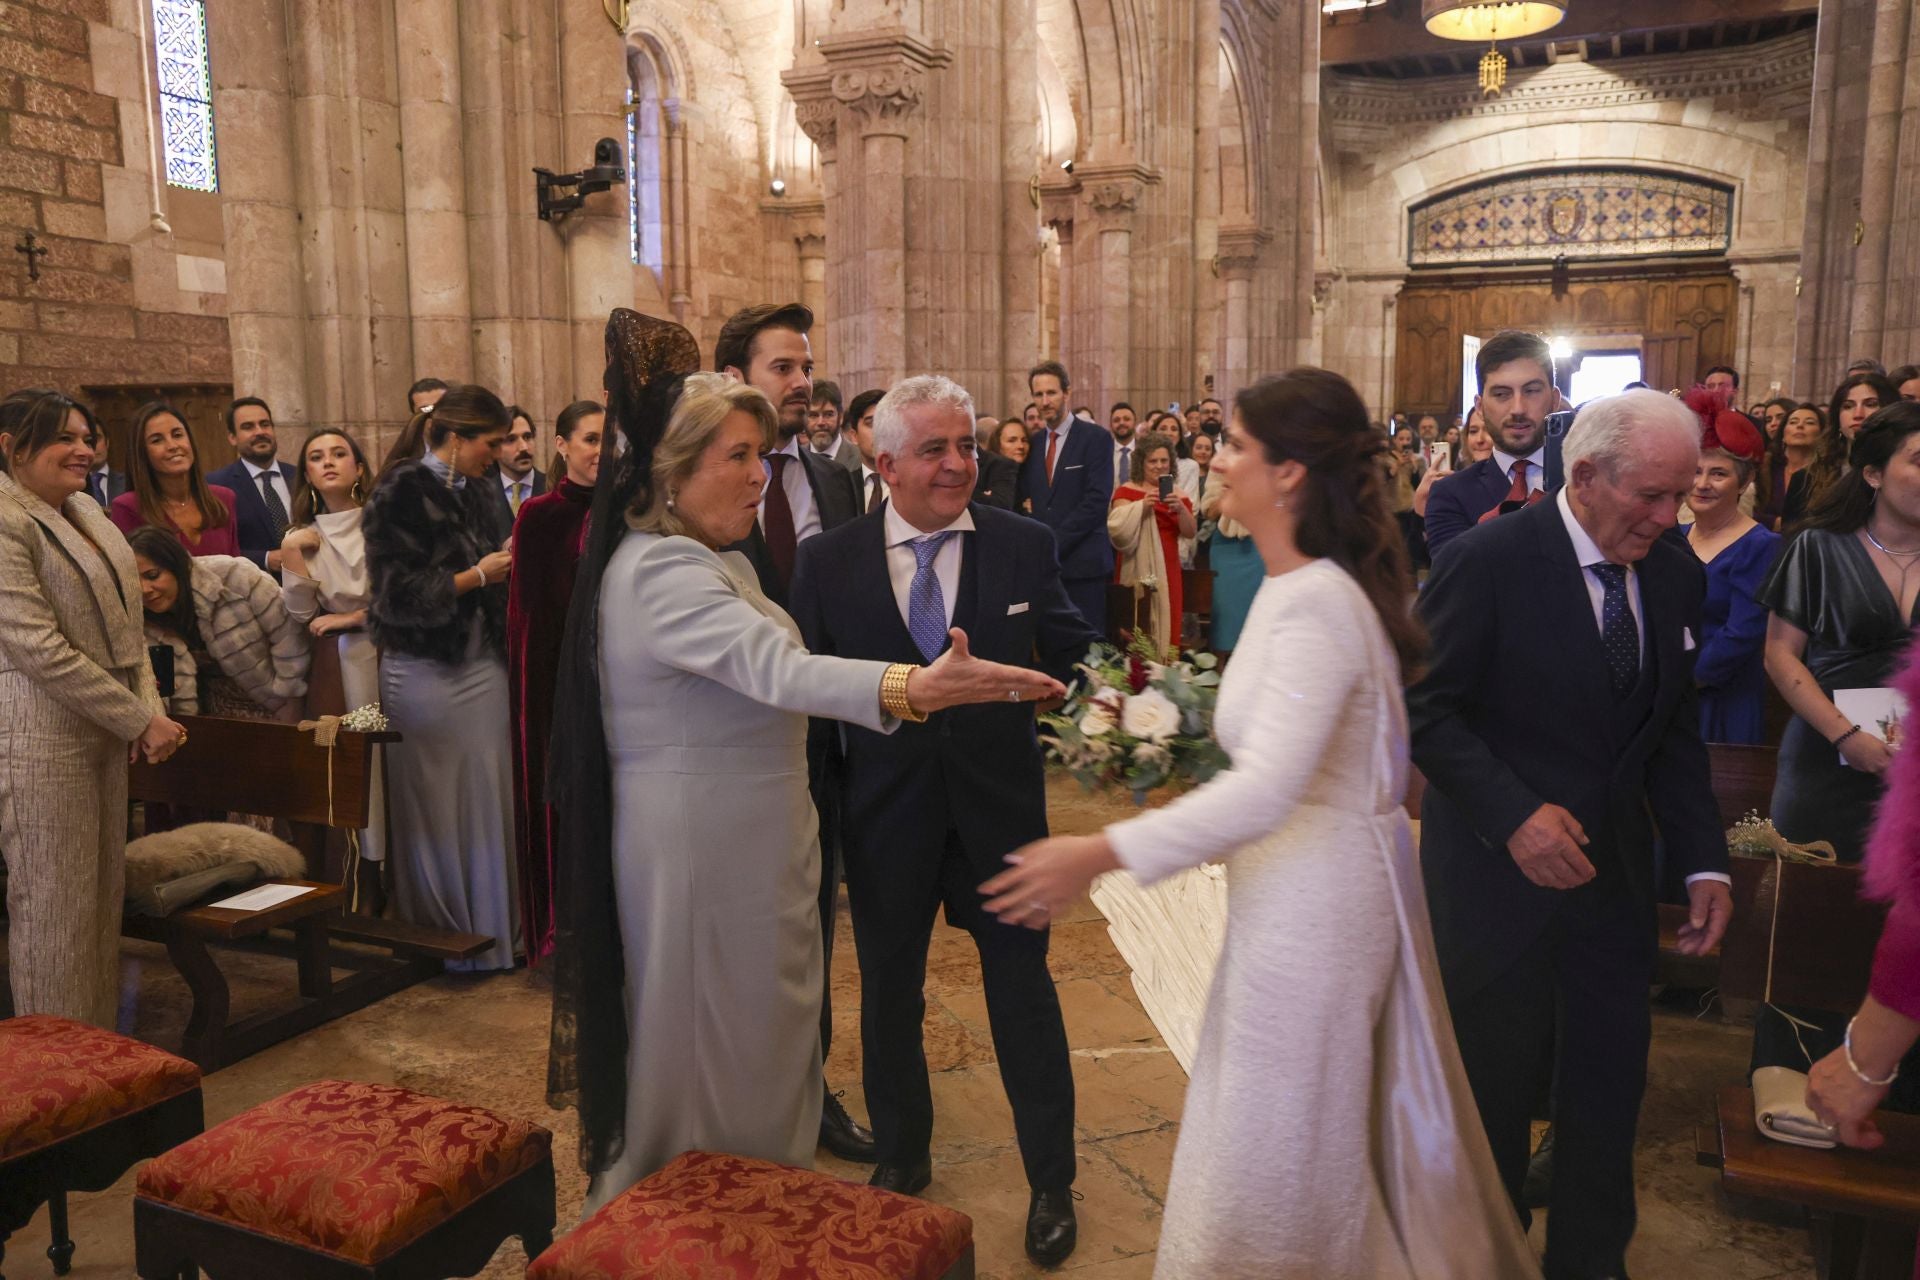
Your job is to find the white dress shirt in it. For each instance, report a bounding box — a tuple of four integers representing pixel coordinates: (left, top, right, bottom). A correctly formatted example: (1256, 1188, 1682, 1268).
(759, 435, 823, 542)
(859, 464, 888, 513)
(499, 467, 537, 512)
(245, 457, 293, 514)
(885, 503, 973, 632)
(1556, 489, 1728, 889)
(1491, 446, 1547, 496)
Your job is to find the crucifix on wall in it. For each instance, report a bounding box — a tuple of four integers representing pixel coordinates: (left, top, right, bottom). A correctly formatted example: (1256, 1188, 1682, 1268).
(14, 230, 46, 282)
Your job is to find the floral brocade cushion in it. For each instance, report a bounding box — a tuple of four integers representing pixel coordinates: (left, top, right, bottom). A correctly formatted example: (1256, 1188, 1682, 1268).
(528, 1150, 973, 1280)
(135, 1079, 551, 1265)
(0, 1015, 201, 1162)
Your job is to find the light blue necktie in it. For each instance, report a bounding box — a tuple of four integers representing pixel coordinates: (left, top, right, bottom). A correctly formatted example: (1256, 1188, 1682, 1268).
(907, 532, 955, 662)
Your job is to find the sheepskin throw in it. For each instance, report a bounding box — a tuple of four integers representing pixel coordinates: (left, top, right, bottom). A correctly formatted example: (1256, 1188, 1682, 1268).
(124, 822, 307, 916)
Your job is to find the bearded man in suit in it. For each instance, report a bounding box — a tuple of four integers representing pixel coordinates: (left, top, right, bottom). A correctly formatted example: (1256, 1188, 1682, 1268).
(715, 301, 870, 1164)
(791, 375, 1096, 1267)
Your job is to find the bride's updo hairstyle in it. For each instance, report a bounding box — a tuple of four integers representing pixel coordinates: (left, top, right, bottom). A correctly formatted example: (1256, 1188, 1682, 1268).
(1234, 367, 1426, 676)
(626, 372, 777, 538)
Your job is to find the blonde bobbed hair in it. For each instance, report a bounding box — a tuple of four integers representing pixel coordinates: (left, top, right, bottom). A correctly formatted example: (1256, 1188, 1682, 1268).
(627, 372, 777, 537)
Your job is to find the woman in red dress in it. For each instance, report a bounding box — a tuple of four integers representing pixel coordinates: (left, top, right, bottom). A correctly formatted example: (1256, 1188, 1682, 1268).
(1107, 431, 1195, 653)
(1808, 638, 1920, 1261)
(108, 402, 240, 557)
(507, 398, 606, 965)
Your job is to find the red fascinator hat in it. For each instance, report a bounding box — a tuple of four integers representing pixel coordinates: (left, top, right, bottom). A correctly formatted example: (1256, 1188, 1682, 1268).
(1683, 386, 1764, 463)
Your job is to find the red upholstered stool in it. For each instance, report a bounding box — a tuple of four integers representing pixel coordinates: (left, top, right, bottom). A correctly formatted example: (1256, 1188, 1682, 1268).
(0, 1015, 204, 1279)
(528, 1150, 975, 1280)
(133, 1079, 555, 1280)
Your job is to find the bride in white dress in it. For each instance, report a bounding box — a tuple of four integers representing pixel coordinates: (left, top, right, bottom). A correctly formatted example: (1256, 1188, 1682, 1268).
(984, 369, 1539, 1279)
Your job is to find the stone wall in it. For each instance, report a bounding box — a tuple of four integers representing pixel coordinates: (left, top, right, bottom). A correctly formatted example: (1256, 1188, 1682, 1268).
(0, 0, 231, 451)
(1321, 30, 1813, 415)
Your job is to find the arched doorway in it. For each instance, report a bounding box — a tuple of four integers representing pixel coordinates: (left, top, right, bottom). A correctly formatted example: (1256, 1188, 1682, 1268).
(1394, 168, 1739, 414)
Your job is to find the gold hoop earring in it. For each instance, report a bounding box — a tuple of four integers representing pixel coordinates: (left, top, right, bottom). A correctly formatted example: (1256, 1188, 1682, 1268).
(351, 479, 364, 503)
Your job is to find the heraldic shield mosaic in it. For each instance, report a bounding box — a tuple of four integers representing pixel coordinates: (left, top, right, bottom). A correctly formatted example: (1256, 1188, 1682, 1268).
(1408, 168, 1732, 267)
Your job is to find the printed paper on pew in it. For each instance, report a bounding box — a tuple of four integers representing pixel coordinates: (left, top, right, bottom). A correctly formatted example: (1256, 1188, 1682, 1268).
(208, 883, 314, 912)
(1834, 687, 1907, 750)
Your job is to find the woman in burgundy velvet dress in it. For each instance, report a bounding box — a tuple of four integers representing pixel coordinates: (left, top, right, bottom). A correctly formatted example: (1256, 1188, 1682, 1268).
(507, 399, 606, 965)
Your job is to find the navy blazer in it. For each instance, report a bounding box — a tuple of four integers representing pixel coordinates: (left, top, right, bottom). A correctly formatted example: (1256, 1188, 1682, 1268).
(1421, 457, 1512, 559)
(206, 458, 299, 569)
(1408, 498, 1725, 997)
(1016, 416, 1114, 581)
(85, 468, 128, 508)
(790, 503, 1100, 879)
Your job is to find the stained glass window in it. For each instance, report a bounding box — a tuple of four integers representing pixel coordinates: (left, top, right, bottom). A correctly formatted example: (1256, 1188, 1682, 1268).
(627, 88, 640, 265)
(152, 0, 217, 192)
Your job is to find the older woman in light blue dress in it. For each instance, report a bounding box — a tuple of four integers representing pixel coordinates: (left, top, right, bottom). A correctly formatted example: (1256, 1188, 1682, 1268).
(564, 365, 1065, 1209)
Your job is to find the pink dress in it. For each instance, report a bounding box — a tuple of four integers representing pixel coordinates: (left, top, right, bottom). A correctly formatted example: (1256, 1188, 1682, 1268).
(108, 486, 242, 557)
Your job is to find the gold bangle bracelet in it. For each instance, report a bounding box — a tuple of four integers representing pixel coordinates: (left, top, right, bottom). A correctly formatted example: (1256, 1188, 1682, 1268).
(881, 663, 928, 723)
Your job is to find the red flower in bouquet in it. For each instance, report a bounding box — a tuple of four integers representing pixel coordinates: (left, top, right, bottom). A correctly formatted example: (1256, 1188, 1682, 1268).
(1127, 655, 1149, 693)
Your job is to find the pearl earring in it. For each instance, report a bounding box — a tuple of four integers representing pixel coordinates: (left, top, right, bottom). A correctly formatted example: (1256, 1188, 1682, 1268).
(666, 491, 676, 510)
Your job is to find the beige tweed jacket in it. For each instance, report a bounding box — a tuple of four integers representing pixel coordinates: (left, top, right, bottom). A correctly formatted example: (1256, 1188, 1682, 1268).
(0, 470, 159, 741)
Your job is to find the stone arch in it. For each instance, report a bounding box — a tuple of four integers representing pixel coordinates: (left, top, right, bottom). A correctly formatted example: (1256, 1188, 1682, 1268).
(1217, 38, 1254, 227)
(625, 28, 693, 311)
(1036, 0, 1147, 164)
(1037, 37, 1078, 169)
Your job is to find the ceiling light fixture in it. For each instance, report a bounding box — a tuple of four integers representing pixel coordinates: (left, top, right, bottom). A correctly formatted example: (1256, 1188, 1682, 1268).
(1422, 0, 1567, 95)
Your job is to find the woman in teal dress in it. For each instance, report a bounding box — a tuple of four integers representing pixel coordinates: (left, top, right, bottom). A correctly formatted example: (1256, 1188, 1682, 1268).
(1202, 468, 1260, 653)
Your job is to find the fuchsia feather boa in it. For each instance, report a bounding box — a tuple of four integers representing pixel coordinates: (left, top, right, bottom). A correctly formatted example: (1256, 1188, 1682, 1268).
(1862, 639, 1920, 905)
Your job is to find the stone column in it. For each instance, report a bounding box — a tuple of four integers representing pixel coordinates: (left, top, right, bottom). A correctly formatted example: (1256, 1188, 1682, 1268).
(796, 227, 829, 371)
(1072, 166, 1151, 414)
(998, 0, 1041, 411)
(285, 0, 412, 451)
(1190, 0, 1223, 397)
(394, 0, 472, 386)
(1845, 0, 1915, 362)
(1214, 227, 1267, 404)
(1254, 1, 1321, 371)
(787, 67, 844, 371)
(1732, 254, 1802, 395)
(560, 0, 630, 404)
(210, 0, 312, 426)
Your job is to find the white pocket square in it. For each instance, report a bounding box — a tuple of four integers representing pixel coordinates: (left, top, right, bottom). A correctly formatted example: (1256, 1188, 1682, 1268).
(1007, 602, 1030, 616)
(1062, 463, 1083, 471)
(1683, 627, 1697, 652)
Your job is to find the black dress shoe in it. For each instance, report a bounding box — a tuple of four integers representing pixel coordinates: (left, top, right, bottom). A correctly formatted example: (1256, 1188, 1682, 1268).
(868, 1156, 932, 1195)
(1025, 1187, 1078, 1267)
(819, 1087, 877, 1163)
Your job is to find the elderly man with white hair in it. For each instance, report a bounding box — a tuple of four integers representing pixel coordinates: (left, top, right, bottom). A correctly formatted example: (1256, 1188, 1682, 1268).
(790, 374, 1099, 1267)
(1408, 388, 1733, 1280)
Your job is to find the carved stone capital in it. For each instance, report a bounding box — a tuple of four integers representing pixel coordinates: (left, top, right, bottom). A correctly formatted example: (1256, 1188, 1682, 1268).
(1074, 163, 1158, 225)
(1312, 270, 1339, 313)
(1215, 226, 1272, 278)
(783, 65, 839, 154)
(814, 30, 952, 138)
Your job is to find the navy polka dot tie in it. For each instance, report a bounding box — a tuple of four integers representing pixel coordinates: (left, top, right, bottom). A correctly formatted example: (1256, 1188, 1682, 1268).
(1591, 562, 1639, 697)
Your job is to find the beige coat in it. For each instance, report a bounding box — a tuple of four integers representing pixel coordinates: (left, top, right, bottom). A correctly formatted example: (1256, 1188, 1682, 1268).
(146, 554, 309, 716)
(0, 470, 161, 1025)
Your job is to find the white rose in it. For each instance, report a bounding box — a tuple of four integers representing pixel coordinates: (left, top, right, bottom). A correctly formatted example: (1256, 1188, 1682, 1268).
(1079, 704, 1118, 737)
(1120, 688, 1181, 743)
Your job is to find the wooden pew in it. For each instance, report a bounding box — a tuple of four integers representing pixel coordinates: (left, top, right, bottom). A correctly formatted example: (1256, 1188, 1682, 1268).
(126, 715, 490, 1070)
(1692, 858, 1915, 1279)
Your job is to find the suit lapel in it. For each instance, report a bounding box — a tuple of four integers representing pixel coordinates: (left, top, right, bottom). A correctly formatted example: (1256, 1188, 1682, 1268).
(864, 517, 920, 658)
(0, 478, 132, 636)
(955, 521, 984, 642)
(1622, 556, 1682, 761)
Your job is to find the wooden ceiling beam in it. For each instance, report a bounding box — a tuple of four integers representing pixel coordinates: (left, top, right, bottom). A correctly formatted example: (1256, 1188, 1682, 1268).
(1320, 0, 1817, 65)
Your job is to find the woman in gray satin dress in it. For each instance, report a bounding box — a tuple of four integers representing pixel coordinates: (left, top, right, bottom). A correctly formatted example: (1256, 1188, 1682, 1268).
(547, 325, 1063, 1210)
(365, 385, 521, 971)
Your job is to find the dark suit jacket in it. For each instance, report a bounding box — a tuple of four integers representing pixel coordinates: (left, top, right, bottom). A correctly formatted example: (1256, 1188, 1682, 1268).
(86, 468, 129, 508)
(726, 445, 860, 608)
(206, 458, 300, 569)
(972, 453, 1020, 511)
(790, 503, 1100, 878)
(1017, 417, 1114, 581)
(1408, 498, 1725, 997)
(1421, 457, 1512, 559)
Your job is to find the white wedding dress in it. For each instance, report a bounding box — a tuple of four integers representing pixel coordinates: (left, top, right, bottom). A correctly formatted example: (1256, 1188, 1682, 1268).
(1104, 559, 1538, 1279)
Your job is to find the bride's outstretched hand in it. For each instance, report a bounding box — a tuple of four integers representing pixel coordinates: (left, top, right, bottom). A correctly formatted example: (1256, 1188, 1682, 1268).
(981, 835, 1120, 930)
(905, 628, 1066, 713)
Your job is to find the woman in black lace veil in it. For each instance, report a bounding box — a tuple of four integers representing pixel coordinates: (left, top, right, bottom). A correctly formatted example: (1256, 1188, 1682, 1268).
(545, 308, 701, 1173)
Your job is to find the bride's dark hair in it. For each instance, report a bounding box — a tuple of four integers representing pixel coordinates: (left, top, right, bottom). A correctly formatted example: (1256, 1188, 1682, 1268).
(1234, 368, 1426, 678)
(545, 309, 700, 1173)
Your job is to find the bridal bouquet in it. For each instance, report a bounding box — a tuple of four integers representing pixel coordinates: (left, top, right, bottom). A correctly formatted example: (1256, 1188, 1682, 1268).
(1041, 635, 1227, 799)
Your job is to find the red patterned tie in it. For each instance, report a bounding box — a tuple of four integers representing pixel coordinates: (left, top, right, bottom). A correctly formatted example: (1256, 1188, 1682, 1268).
(1044, 428, 1059, 480)
(1478, 458, 1543, 525)
(764, 454, 798, 589)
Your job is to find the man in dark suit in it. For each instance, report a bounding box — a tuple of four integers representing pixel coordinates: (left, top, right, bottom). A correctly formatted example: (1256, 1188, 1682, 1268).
(205, 397, 299, 571)
(792, 374, 1095, 1267)
(491, 406, 548, 518)
(84, 450, 128, 509)
(714, 301, 870, 1164)
(1423, 330, 1558, 558)
(1017, 359, 1112, 632)
(1410, 389, 1733, 1280)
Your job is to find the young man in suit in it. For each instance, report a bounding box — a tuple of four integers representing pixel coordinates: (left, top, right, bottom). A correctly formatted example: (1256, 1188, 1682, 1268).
(1410, 389, 1733, 1280)
(494, 406, 548, 517)
(206, 397, 299, 571)
(1423, 330, 1558, 558)
(791, 375, 1096, 1267)
(715, 300, 870, 1164)
(1017, 360, 1113, 632)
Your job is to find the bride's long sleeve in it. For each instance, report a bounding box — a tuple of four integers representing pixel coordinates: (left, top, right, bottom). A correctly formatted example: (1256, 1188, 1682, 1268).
(1107, 572, 1366, 886)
